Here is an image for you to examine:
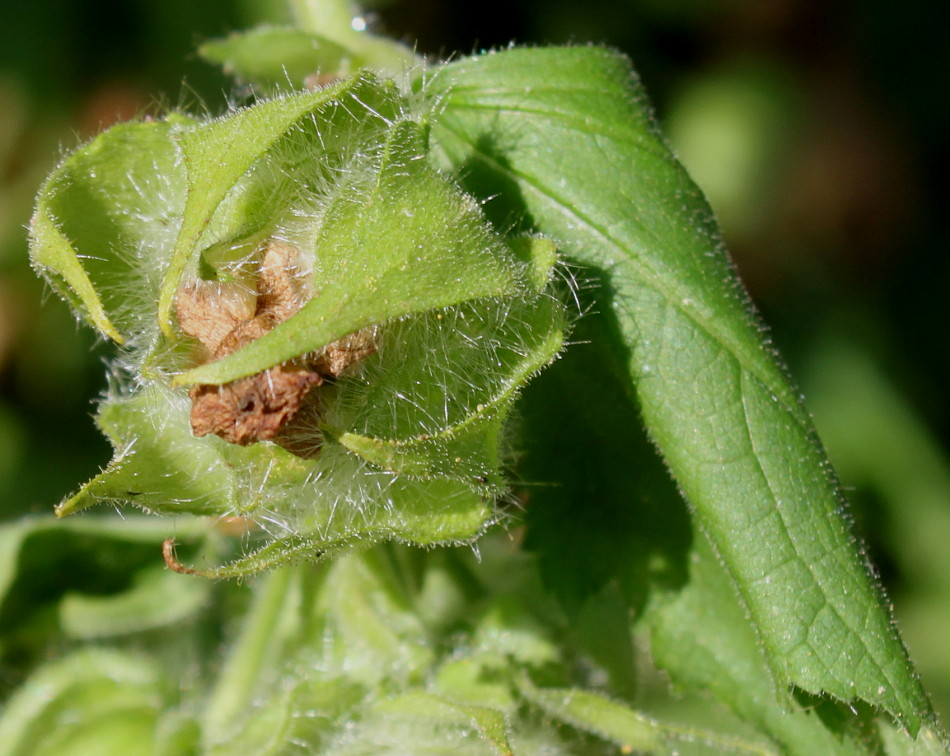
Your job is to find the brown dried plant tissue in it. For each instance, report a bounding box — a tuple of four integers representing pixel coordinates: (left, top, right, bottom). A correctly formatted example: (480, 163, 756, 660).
(176, 242, 375, 447)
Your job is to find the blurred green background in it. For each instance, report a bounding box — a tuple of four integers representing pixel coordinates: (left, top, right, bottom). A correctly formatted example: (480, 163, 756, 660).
(1, 0, 948, 721)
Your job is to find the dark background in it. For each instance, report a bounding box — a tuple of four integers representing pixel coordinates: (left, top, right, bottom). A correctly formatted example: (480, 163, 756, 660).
(2, 0, 948, 717)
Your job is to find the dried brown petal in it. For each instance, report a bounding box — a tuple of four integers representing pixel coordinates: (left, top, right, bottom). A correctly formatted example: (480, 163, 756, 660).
(189, 364, 323, 445)
(256, 241, 308, 322)
(175, 280, 256, 359)
(212, 316, 271, 360)
(312, 326, 379, 378)
(176, 240, 374, 450)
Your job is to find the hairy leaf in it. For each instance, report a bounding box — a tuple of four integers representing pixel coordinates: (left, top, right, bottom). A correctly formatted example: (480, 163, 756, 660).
(30, 118, 191, 343)
(425, 45, 931, 731)
(200, 26, 352, 89)
(157, 71, 403, 337)
(175, 118, 532, 387)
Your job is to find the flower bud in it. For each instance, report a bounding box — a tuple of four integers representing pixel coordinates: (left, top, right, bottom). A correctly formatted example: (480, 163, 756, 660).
(29, 72, 567, 577)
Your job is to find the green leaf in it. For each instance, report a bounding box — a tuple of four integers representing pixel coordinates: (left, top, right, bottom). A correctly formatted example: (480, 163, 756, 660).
(59, 564, 211, 639)
(0, 649, 170, 756)
(518, 677, 778, 756)
(29, 118, 191, 343)
(203, 554, 433, 747)
(201, 568, 299, 743)
(200, 26, 352, 89)
(0, 515, 210, 671)
(322, 694, 514, 755)
(304, 548, 435, 683)
(649, 535, 872, 755)
(374, 692, 514, 755)
(518, 304, 692, 614)
(425, 46, 931, 730)
(879, 722, 950, 756)
(157, 71, 403, 337)
(287, 0, 419, 75)
(206, 689, 295, 756)
(175, 118, 530, 387)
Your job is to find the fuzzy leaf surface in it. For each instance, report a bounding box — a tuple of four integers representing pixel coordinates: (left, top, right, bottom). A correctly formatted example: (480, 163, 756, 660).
(425, 46, 930, 730)
(649, 535, 871, 755)
(177, 118, 530, 387)
(58, 383, 239, 517)
(158, 71, 403, 335)
(30, 119, 190, 343)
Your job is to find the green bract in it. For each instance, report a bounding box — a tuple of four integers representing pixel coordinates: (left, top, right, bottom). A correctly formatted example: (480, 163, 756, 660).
(29, 71, 566, 577)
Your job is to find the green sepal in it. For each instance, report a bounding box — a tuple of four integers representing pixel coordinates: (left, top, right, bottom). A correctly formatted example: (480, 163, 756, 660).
(57, 383, 239, 518)
(327, 286, 565, 487)
(30, 118, 192, 343)
(175, 118, 531, 387)
(31, 55, 568, 580)
(157, 71, 404, 337)
(183, 468, 494, 580)
(326, 409, 506, 488)
(200, 26, 353, 90)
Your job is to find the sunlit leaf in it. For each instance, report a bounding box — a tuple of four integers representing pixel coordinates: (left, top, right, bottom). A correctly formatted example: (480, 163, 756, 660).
(30, 118, 191, 343)
(200, 26, 352, 89)
(175, 118, 531, 386)
(425, 46, 932, 730)
(157, 71, 403, 336)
